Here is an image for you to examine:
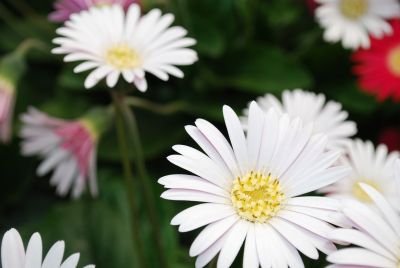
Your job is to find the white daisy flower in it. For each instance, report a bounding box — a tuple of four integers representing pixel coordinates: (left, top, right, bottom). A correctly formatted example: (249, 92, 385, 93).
(327, 178, 400, 267)
(52, 4, 198, 91)
(1, 228, 94, 268)
(243, 89, 357, 149)
(321, 139, 400, 209)
(315, 0, 400, 49)
(159, 102, 350, 267)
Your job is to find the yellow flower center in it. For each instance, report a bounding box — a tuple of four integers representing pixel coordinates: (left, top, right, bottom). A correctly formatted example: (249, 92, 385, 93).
(388, 46, 400, 77)
(106, 43, 141, 70)
(231, 171, 285, 223)
(352, 180, 381, 202)
(339, 0, 369, 19)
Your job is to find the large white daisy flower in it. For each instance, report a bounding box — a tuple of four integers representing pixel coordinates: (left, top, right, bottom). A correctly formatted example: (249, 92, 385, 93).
(1, 228, 94, 268)
(315, 0, 400, 49)
(159, 102, 350, 267)
(327, 177, 400, 267)
(321, 139, 400, 209)
(243, 89, 357, 149)
(52, 4, 198, 91)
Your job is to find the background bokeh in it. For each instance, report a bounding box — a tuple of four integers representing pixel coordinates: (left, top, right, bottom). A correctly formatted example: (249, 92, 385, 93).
(1, 0, 400, 267)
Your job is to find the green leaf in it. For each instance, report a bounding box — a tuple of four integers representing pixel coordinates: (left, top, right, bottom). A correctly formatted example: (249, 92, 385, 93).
(213, 44, 312, 94)
(326, 82, 379, 115)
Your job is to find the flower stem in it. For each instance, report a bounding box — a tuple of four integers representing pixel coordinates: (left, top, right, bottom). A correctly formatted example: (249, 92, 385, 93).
(120, 99, 169, 268)
(16, 39, 49, 57)
(111, 91, 147, 268)
(125, 96, 186, 115)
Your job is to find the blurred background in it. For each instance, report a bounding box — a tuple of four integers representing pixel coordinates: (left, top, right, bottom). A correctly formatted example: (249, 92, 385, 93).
(1, 0, 400, 267)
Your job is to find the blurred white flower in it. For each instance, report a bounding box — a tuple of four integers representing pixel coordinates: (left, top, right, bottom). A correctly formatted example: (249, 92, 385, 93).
(315, 0, 400, 49)
(327, 178, 400, 267)
(1, 228, 94, 268)
(321, 139, 400, 209)
(160, 103, 350, 267)
(52, 4, 198, 91)
(20, 107, 110, 198)
(243, 89, 357, 149)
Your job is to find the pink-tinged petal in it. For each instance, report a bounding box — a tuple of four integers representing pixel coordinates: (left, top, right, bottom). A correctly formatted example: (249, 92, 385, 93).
(0, 82, 15, 143)
(49, 0, 139, 23)
(20, 108, 99, 198)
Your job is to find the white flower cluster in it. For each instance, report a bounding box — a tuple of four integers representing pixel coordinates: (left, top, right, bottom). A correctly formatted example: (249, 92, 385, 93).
(161, 89, 400, 267)
(2, 1, 400, 267)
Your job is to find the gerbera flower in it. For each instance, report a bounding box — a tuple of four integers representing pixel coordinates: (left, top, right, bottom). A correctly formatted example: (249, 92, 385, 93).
(52, 4, 198, 91)
(243, 89, 357, 149)
(353, 20, 400, 101)
(1, 228, 94, 268)
(315, 0, 400, 49)
(159, 102, 350, 267)
(20, 107, 111, 198)
(49, 0, 138, 22)
(326, 178, 400, 267)
(321, 139, 400, 209)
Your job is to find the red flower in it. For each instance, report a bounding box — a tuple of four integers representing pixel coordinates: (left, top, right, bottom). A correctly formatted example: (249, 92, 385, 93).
(305, 0, 317, 13)
(352, 20, 400, 101)
(378, 127, 400, 152)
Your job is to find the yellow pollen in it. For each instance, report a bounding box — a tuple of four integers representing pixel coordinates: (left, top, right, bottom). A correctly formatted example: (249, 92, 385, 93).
(106, 43, 141, 70)
(388, 46, 400, 77)
(352, 180, 381, 202)
(339, 0, 368, 19)
(231, 171, 285, 223)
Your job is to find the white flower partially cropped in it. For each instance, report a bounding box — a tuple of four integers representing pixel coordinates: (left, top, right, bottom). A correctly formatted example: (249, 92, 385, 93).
(243, 89, 357, 149)
(159, 102, 351, 268)
(321, 139, 400, 209)
(52, 4, 198, 91)
(1, 228, 94, 268)
(315, 0, 400, 49)
(327, 179, 400, 267)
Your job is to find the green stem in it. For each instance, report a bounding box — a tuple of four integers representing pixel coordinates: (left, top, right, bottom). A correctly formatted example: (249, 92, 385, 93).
(111, 91, 147, 268)
(125, 96, 186, 115)
(120, 99, 169, 268)
(16, 39, 49, 57)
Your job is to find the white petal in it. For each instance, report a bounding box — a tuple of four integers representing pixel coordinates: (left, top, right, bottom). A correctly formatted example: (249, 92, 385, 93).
(1, 229, 25, 268)
(243, 225, 259, 268)
(60, 253, 80, 268)
(270, 218, 319, 259)
(327, 248, 395, 267)
(190, 215, 238, 257)
(25, 233, 42, 268)
(174, 204, 235, 232)
(42, 241, 65, 268)
(217, 220, 249, 268)
(195, 119, 239, 176)
(223, 105, 248, 174)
